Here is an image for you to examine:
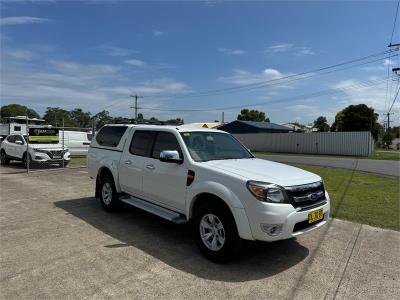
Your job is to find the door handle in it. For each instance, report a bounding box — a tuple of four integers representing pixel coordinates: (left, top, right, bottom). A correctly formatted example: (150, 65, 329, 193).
(146, 164, 155, 170)
(124, 160, 132, 165)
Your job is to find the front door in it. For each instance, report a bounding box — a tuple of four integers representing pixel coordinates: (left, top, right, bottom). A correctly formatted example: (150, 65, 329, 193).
(142, 131, 188, 213)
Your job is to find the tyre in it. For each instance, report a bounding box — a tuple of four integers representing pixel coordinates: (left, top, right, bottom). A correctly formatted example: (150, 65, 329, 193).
(193, 201, 243, 263)
(22, 153, 33, 168)
(99, 174, 119, 212)
(0, 150, 10, 165)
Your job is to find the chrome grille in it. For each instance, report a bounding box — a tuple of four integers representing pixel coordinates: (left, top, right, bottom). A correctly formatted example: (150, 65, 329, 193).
(285, 181, 326, 208)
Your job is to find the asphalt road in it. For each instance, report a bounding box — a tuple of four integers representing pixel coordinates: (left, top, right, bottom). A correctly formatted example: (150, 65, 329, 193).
(256, 154, 400, 178)
(0, 168, 399, 299)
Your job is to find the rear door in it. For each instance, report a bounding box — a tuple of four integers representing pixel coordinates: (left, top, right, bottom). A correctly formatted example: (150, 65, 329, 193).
(119, 130, 156, 197)
(142, 131, 188, 212)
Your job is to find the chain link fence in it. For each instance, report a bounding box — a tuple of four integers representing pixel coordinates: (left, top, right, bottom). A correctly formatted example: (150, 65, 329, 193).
(0, 122, 91, 174)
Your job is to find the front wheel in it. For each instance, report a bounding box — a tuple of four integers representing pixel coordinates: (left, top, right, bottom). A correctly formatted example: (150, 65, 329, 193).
(23, 153, 33, 168)
(0, 151, 10, 165)
(99, 174, 119, 212)
(193, 202, 243, 263)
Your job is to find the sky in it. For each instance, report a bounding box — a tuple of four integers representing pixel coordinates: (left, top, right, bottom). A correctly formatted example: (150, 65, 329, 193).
(0, 0, 399, 126)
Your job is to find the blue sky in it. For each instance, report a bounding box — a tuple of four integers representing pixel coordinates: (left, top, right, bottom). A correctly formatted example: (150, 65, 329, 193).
(1, 0, 399, 125)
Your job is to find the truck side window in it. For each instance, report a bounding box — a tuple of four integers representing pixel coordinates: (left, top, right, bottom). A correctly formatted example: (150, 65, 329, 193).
(152, 132, 182, 159)
(7, 135, 16, 143)
(96, 126, 127, 147)
(129, 131, 155, 157)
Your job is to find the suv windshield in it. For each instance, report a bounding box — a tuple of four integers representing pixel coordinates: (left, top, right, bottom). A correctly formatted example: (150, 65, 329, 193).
(180, 131, 253, 162)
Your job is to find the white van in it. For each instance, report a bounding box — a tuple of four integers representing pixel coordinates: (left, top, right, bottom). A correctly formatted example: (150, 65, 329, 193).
(61, 131, 92, 156)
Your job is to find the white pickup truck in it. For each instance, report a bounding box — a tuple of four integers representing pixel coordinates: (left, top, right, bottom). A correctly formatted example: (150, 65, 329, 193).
(88, 125, 330, 262)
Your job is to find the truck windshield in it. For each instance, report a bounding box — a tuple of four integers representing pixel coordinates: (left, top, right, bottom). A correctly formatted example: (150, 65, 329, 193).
(180, 132, 253, 162)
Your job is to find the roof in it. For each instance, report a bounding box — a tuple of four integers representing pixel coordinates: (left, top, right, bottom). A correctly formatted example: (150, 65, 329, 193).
(103, 123, 224, 133)
(234, 120, 292, 131)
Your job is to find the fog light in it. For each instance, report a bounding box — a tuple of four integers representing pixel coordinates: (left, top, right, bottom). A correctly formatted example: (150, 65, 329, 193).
(261, 224, 283, 236)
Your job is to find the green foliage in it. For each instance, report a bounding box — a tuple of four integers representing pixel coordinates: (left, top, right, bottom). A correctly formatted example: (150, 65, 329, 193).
(69, 108, 91, 128)
(0, 104, 40, 121)
(165, 118, 184, 125)
(331, 104, 380, 139)
(313, 116, 330, 132)
(237, 109, 269, 122)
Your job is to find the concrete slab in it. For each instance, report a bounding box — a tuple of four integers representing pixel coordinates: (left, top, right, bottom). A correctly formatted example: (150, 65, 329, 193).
(0, 169, 399, 299)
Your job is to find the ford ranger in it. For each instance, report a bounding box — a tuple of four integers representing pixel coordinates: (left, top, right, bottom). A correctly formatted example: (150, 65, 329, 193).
(88, 125, 330, 262)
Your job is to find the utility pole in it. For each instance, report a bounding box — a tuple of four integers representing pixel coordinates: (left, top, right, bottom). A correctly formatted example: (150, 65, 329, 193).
(386, 112, 395, 130)
(130, 95, 143, 123)
(221, 112, 225, 124)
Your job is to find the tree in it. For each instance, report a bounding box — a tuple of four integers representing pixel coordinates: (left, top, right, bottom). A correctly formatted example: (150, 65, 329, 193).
(70, 108, 91, 128)
(165, 118, 184, 125)
(0, 104, 40, 121)
(237, 109, 270, 122)
(43, 107, 75, 127)
(93, 110, 113, 129)
(331, 104, 380, 139)
(313, 116, 330, 132)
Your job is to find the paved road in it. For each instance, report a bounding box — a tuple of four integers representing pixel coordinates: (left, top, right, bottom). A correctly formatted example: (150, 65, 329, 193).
(256, 154, 400, 178)
(1, 168, 399, 299)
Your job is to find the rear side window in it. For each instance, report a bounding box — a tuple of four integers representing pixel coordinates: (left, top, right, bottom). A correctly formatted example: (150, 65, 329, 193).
(152, 132, 181, 159)
(87, 134, 93, 141)
(129, 131, 155, 156)
(96, 126, 127, 147)
(7, 135, 16, 143)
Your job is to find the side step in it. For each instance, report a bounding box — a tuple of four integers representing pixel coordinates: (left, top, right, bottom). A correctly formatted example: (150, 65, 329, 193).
(119, 195, 187, 224)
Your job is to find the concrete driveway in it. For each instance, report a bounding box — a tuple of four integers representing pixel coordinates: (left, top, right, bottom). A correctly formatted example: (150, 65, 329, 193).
(256, 154, 400, 178)
(0, 169, 399, 299)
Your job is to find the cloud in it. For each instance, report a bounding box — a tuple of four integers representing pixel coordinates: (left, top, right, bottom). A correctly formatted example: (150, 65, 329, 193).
(296, 47, 315, 56)
(0, 16, 50, 26)
(218, 68, 293, 89)
(265, 43, 293, 53)
(96, 45, 137, 57)
(124, 59, 147, 68)
(2, 49, 33, 60)
(152, 29, 164, 36)
(218, 47, 246, 56)
(1, 53, 189, 116)
(265, 43, 315, 56)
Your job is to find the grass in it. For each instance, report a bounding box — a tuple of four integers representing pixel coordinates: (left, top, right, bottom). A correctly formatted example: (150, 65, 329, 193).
(69, 157, 87, 166)
(255, 149, 400, 161)
(290, 163, 400, 231)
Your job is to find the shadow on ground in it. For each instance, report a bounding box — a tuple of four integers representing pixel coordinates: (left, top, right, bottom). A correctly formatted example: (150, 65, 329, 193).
(55, 197, 309, 282)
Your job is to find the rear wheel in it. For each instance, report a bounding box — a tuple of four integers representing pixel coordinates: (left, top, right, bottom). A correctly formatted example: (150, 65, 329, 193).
(99, 174, 119, 212)
(193, 201, 243, 263)
(0, 150, 10, 165)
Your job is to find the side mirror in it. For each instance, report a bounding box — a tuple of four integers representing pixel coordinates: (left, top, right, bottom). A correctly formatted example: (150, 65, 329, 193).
(15, 140, 24, 145)
(159, 150, 183, 164)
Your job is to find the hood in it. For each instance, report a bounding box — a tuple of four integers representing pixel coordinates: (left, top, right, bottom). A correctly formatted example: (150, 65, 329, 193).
(202, 158, 321, 187)
(28, 143, 66, 150)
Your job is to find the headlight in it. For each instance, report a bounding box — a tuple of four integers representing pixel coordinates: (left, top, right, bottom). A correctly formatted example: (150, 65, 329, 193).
(33, 149, 47, 154)
(246, 181, 289, 203)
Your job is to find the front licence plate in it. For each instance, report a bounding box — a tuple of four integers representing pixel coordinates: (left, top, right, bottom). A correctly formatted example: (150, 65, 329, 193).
(308, 208, 324, 224)
(53, 156, 61, 159)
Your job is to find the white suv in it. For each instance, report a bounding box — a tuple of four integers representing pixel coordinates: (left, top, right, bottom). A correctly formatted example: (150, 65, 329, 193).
(88, 125, 330, 262)
(0, 134, 71, 167)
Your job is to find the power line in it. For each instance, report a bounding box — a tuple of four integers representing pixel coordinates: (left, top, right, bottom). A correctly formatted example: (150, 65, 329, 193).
(389, 0, 400, 45)
(138, 78, 387, 113)
(388, 84, 400, 114)
(142, 50, 394, 99)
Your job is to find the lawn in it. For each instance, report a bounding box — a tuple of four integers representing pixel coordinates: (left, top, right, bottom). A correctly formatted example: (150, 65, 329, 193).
(255, 149, 400, 161)
(69, 157, 87, 166)
(290, 163, 400, 231)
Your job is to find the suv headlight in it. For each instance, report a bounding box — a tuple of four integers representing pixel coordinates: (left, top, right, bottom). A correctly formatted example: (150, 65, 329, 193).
(246, 181, 289, 203)
(33, 149, 48, 154)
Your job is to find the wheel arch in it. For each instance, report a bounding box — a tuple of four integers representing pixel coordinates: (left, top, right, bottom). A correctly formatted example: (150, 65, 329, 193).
(95, 166, 118, 198)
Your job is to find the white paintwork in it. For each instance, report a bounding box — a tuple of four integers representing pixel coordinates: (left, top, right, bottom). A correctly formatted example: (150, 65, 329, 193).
(88, 124, 330, 242)
(60, 131, 92, 156)
(0, 134, 71, 163)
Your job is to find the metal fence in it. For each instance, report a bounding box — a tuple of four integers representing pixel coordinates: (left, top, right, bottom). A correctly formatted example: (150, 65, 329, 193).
(0, 125, 90, 174)
(234, 131, 374, 157)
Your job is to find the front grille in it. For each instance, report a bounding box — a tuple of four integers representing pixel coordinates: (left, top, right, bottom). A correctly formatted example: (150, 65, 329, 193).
(293, 215, 325, 232)
(48, 150, 64, 159)
(285, 181, 326, 208)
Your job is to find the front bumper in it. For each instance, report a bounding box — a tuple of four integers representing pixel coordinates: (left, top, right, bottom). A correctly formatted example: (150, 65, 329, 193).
(245, 192, 330, 242)
(32, 151, 71, 163)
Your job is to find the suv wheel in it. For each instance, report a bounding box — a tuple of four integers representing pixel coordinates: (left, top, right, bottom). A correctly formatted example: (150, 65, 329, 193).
(0, 150, 10, 165)
(99, 174, 119, 212)
(193, 202, 243, 263)
(23, 153, 33, 168)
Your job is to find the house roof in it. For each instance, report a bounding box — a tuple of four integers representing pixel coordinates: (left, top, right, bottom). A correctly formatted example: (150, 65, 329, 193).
(181, 122, 221, 129)
(234, 120, 291, 131)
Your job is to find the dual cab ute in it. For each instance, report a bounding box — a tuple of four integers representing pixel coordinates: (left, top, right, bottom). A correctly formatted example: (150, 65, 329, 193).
(88, 125, 330, 262)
